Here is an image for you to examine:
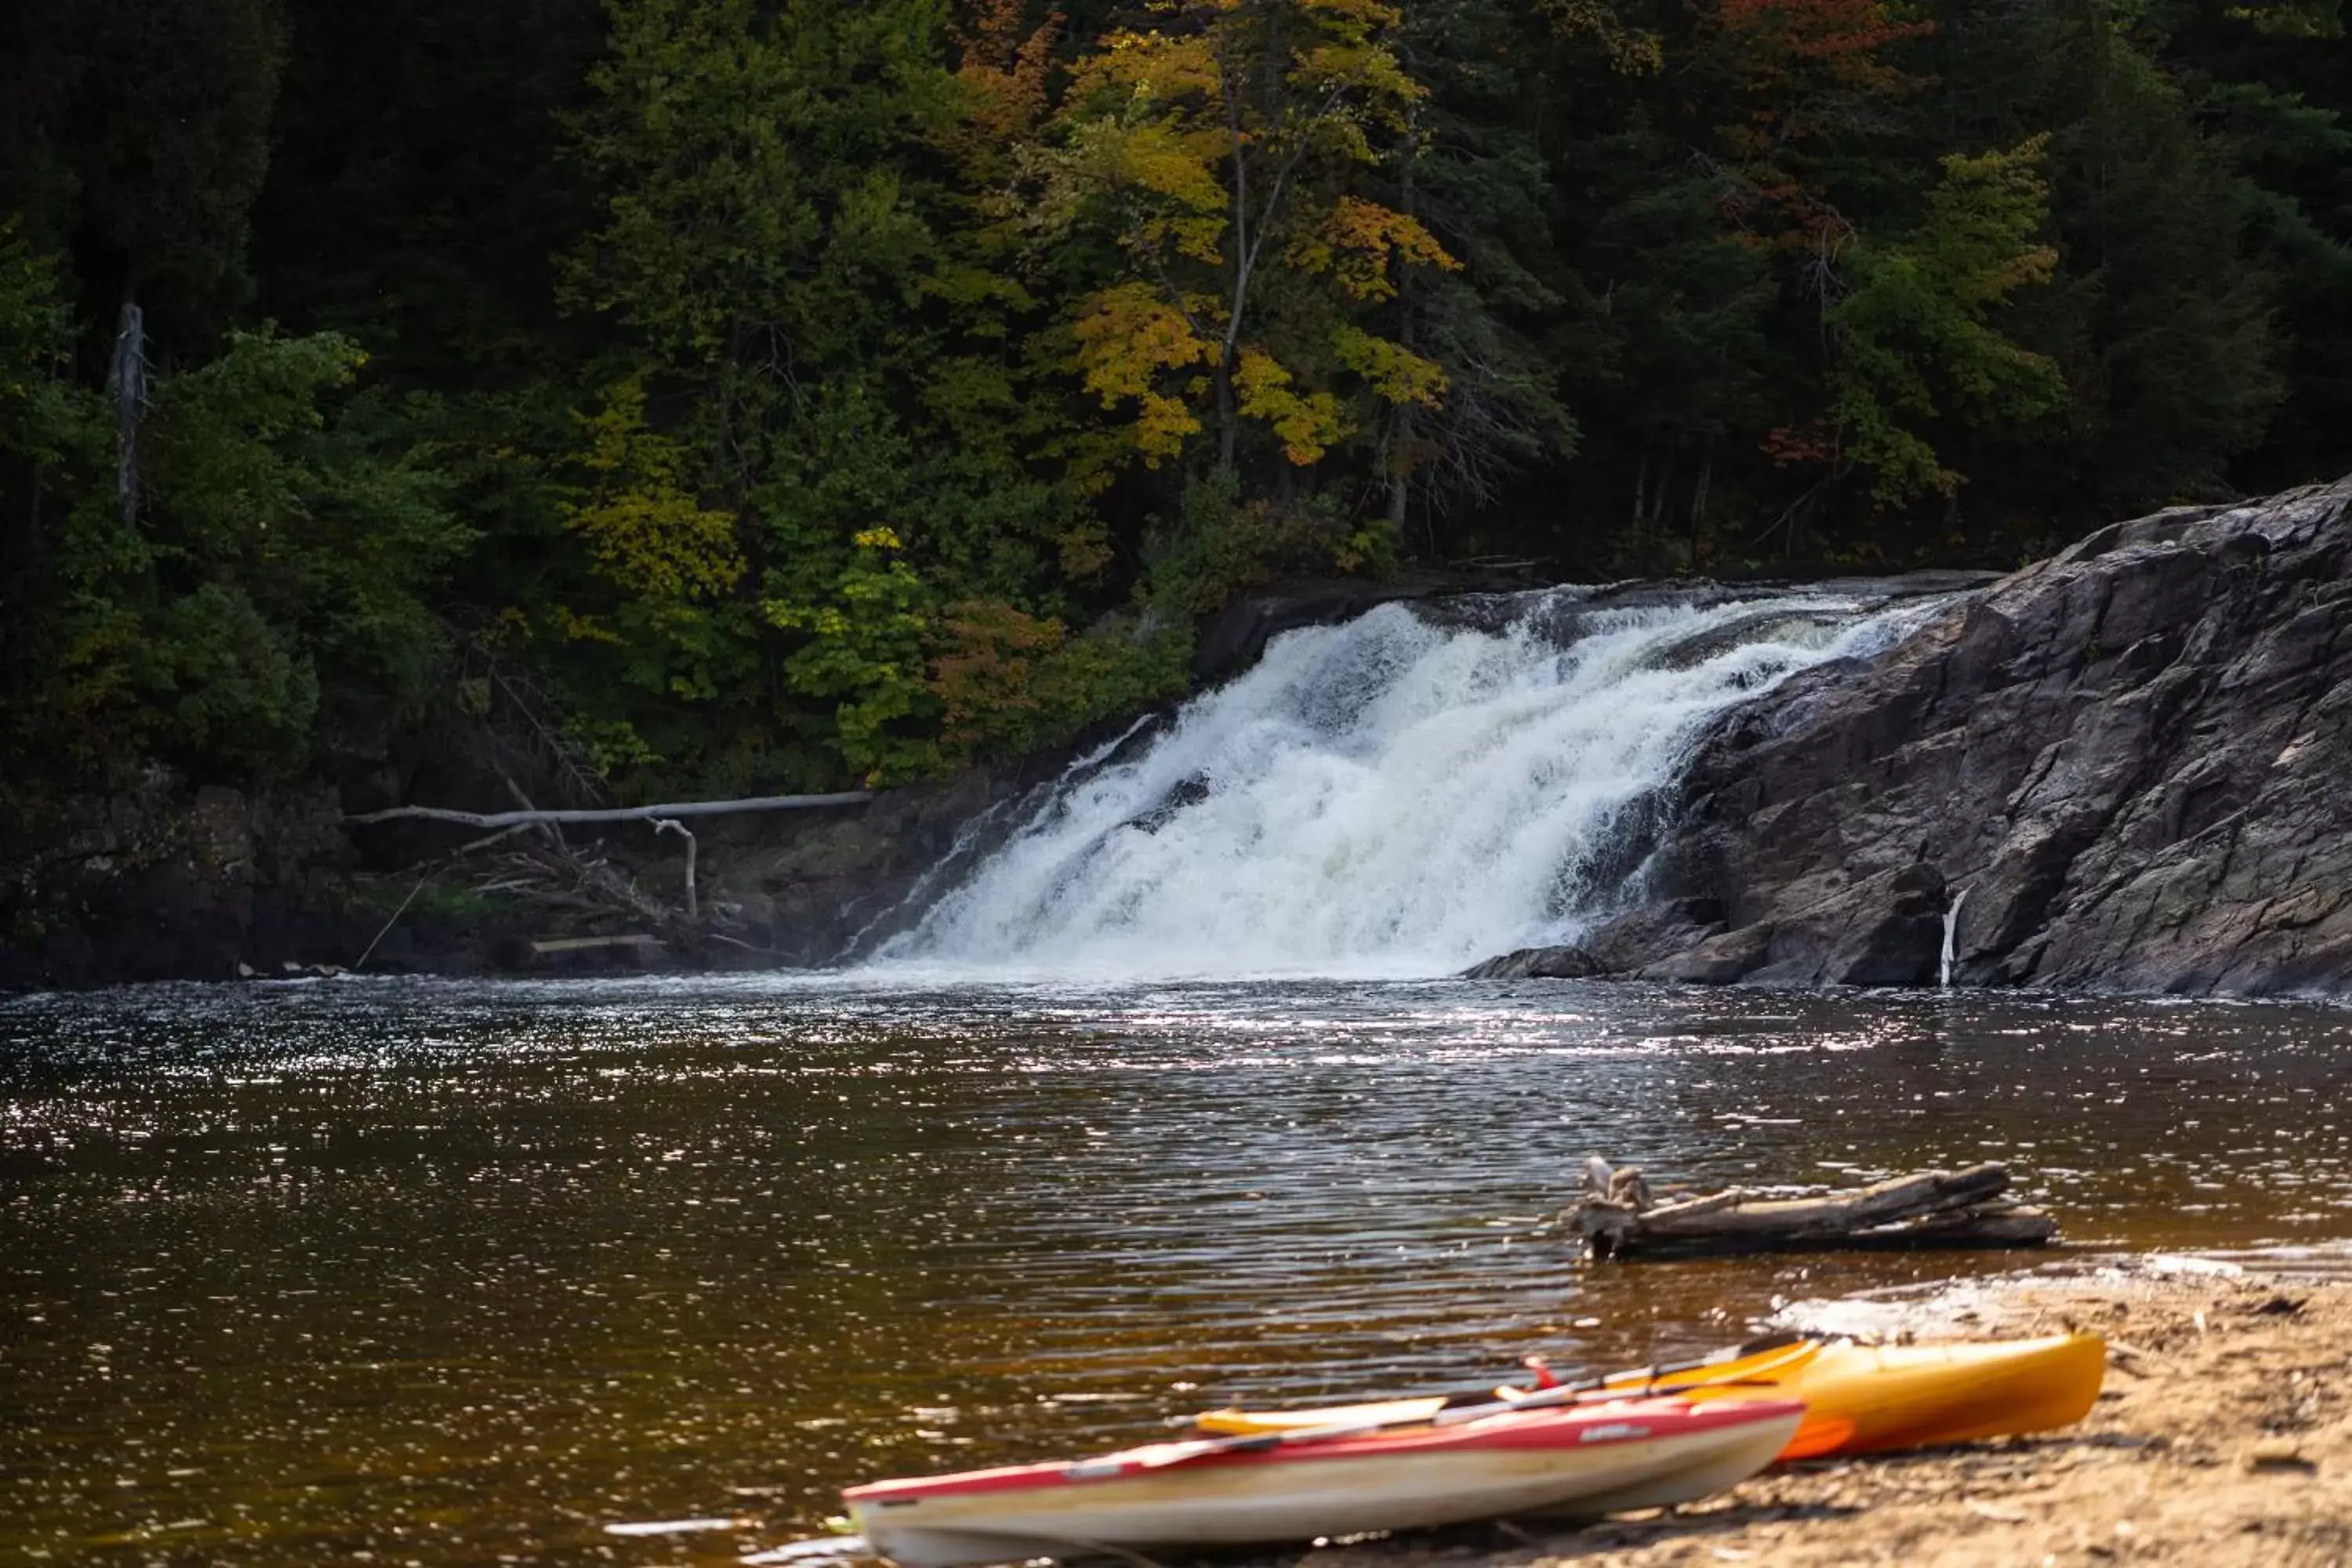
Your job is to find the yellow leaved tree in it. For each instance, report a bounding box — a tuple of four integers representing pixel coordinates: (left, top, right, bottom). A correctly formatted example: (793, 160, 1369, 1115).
(560, 376, 753, 706)
(1025, 0, 1460, 474)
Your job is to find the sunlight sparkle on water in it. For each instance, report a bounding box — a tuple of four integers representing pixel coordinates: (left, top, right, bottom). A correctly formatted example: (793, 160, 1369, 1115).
(5, 977, 2352, 1564)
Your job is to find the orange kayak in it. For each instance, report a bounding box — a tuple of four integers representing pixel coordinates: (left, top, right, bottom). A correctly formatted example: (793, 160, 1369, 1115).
(1192, 1332, 2106, 1461)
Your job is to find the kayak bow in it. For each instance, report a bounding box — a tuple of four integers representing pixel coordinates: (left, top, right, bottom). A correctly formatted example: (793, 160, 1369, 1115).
(846, 1396, 1806, 1567)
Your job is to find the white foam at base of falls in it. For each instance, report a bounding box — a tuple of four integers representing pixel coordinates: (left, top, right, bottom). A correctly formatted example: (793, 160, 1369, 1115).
(879, 589, 1933, 982)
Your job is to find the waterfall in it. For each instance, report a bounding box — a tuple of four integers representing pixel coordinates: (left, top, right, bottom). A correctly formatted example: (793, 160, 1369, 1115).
(877, 586, 1935, 981)
(832, 713, 1167, 959)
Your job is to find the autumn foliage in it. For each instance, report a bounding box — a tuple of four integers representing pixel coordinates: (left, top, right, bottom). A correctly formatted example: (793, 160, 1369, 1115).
(0, 0, 2341, 801)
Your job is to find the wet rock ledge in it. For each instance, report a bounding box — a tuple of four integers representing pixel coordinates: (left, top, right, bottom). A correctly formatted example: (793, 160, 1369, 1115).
(1486, 474, 2352, 995)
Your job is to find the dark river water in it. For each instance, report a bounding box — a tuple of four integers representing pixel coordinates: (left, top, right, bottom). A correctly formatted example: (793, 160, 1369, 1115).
(4, 976, 2350, 1564)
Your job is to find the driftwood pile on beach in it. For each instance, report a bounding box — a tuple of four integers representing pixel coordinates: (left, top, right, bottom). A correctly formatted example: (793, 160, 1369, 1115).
(1566, 1159, 2059, 1260)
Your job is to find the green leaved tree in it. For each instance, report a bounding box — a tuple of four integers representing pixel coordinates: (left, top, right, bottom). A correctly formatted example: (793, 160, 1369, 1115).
(1827, 137, 2069, 506)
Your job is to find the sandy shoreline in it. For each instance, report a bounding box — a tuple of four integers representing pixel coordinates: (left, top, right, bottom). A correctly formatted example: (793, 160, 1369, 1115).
(1291, 1256, 2352, 1568)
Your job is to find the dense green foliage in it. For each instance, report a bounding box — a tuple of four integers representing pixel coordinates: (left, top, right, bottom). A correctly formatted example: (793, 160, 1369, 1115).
(2, 0, 2347, 800)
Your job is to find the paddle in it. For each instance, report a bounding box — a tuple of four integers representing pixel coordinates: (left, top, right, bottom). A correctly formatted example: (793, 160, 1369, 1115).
(1116, 1331, 1819, 1475)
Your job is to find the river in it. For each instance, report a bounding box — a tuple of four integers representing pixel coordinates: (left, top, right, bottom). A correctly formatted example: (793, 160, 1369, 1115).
(5, 975, 2350, 1564)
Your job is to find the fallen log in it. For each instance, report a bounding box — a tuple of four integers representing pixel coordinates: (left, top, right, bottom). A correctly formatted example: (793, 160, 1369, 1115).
(346, 792, 873, 829)
(528, 934, 665, 956)
(344, 790, 869, 953)
(1566, 1159, 2060, 1260)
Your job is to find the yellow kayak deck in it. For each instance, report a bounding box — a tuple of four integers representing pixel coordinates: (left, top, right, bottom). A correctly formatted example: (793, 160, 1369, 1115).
(1192, 1333, 2105, 1461)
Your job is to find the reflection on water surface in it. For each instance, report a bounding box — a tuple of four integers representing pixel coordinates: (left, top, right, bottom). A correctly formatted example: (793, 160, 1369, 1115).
(3, 976, 2350, 1563)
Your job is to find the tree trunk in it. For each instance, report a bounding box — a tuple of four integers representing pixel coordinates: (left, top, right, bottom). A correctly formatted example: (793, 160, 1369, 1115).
(651, 818, 698, 920)
(1688, 449, 1713, 564)
(1216, 354, 1240, 470)
(106, 294, 147, 533)
(1220, 45, 1249, 477)
(1387, 107, 1420, 539)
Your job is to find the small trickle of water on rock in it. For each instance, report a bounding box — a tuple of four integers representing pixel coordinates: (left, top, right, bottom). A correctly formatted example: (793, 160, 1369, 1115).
(1941, 884, 1973, 988)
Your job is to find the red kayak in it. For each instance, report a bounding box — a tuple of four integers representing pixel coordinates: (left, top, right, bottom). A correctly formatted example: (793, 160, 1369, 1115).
(845, 1395, 1805, 1566)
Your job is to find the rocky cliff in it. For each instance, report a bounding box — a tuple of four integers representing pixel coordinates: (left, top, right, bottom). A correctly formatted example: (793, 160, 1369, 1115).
(1502, 476, 2352, 995)
(0, 775, 373, 989)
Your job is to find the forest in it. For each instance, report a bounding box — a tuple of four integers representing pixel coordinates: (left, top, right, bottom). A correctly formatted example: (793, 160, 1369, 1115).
(1, 0, 2347, 809)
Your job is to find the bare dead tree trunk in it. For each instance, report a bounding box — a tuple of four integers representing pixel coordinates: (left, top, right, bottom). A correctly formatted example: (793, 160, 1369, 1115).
(1220, 49, 1248, 476)
(105, 298, 147, 532)
(1387, 106, 1421, 537)
(1215, 357, 1240, 470)
(650, 818, 698, 920)
(1688, 448, 1713, 564)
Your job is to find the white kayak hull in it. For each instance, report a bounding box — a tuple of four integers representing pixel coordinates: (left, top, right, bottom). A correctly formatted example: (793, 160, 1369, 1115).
(846, 1398, 1802, 1567)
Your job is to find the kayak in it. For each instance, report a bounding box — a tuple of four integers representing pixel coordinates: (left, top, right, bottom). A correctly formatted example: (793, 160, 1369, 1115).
(1189, 1335, 1817, 1440)
(1677, 1332, 2106, 1457)
(845, 1396, 1806, 1567)
(1192, 1331, 2107, 1461)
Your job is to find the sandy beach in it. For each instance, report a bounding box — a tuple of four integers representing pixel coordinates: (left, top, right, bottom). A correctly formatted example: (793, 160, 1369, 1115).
(1299, 1257, 2352, 1568)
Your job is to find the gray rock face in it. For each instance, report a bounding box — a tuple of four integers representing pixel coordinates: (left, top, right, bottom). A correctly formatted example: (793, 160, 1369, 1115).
(1461, 945, 1606, 980)
(0, 775, 373, 989)
(1189, 566, 1545, 682)
(1565, 477, 2352, 996)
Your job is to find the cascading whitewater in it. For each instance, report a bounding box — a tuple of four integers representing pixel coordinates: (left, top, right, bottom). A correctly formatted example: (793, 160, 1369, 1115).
(881, 587, 1933, 980)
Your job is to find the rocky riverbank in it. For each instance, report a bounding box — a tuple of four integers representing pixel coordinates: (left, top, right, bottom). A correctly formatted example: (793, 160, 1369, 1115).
(0, 761, 1011, 989)
(13, 477, 2352, 995)
(0, 565, 1548, 991)
(1480, 474, 2352, 996)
